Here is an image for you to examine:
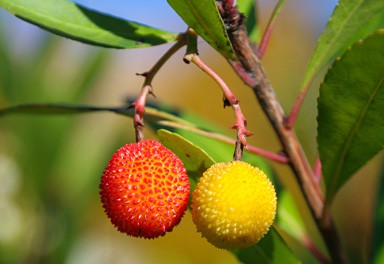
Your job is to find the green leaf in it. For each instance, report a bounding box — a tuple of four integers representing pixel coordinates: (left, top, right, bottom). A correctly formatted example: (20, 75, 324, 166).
(372, 164, 384, 264)
(167, 0, 235, 59)
(237, 0, 259, 42)
(233, 228, 301, 264)
(0, 0, 179, 49)
(175, 111, 234, 163)
(156, 129, 215, 192)
(0, 103, 125, 115)
(317, 30, 384, 202)
(301, 0, 384, 90)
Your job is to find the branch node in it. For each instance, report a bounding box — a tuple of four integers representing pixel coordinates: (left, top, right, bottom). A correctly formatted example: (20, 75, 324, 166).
(136, 72, 149, 77)
(131, 35, 187, 142)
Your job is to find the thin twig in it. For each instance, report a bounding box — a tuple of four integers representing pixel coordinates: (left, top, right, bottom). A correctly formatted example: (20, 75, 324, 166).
(183, 31, 252, 160)
(187, 54, 253, 160)
(131, 35, 187, 142)
(220, 0, 324, 216)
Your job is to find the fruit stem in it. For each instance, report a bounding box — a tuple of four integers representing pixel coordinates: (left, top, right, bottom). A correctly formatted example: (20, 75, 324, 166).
(132, 34, 187, 142)
(183, 30, 252, 160)
(218, 1, 349, 263)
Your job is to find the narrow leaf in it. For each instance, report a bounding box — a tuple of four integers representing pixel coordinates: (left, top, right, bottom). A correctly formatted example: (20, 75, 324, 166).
(0, 0, 179, 49)
(301, 0, 384, 90)
(317, 30, 384, 202)
(167, 0, 235, 59)
(0, 103, 191, 127)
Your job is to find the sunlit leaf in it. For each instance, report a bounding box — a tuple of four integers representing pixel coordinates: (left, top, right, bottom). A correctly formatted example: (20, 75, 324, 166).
(167, 0, 235, 59)
(301, 0, 384, 90)
(317, 30, 384, 202)
(157, 129, 215, 192)
(0, 0, 179, 49)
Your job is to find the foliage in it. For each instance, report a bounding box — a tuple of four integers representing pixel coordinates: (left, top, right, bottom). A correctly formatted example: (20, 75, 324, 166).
(318, 31, 384, 203)
(0, 0, 383, 263)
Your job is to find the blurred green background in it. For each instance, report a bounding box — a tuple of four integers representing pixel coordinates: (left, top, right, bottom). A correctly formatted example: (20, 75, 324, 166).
(0, 1, 382, 263)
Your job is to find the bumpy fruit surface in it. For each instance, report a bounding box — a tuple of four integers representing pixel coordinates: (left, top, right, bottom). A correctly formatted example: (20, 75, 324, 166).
(191, 161, 277, 249)
(100, 139, 190, 239)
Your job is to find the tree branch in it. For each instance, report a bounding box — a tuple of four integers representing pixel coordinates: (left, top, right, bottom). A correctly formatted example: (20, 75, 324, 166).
(218, 1, 348, 263)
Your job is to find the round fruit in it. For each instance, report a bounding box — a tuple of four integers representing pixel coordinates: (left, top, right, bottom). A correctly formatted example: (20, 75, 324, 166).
(191, 161, 277, 249)
(100, 139, 190, 239)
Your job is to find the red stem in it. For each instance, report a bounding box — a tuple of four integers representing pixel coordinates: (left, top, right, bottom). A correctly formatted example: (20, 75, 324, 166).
(132, 36, 186, 142)
(184, 52, 252, 160)
(313, 156, 322, 183)
(258, 0, 286, 58)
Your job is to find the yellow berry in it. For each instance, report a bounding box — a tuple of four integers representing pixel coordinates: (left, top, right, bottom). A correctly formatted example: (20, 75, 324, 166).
(191, 161, 277, 249)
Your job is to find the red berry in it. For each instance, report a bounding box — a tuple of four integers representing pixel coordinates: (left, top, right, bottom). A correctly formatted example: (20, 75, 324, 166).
(100, 139, 190, 238)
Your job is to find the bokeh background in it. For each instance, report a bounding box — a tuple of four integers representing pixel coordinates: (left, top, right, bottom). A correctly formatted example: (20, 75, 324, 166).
(0, 0, 382, 263)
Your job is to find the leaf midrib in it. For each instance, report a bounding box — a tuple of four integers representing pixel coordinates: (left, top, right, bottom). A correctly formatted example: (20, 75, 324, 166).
(329, 77, 383, 197)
